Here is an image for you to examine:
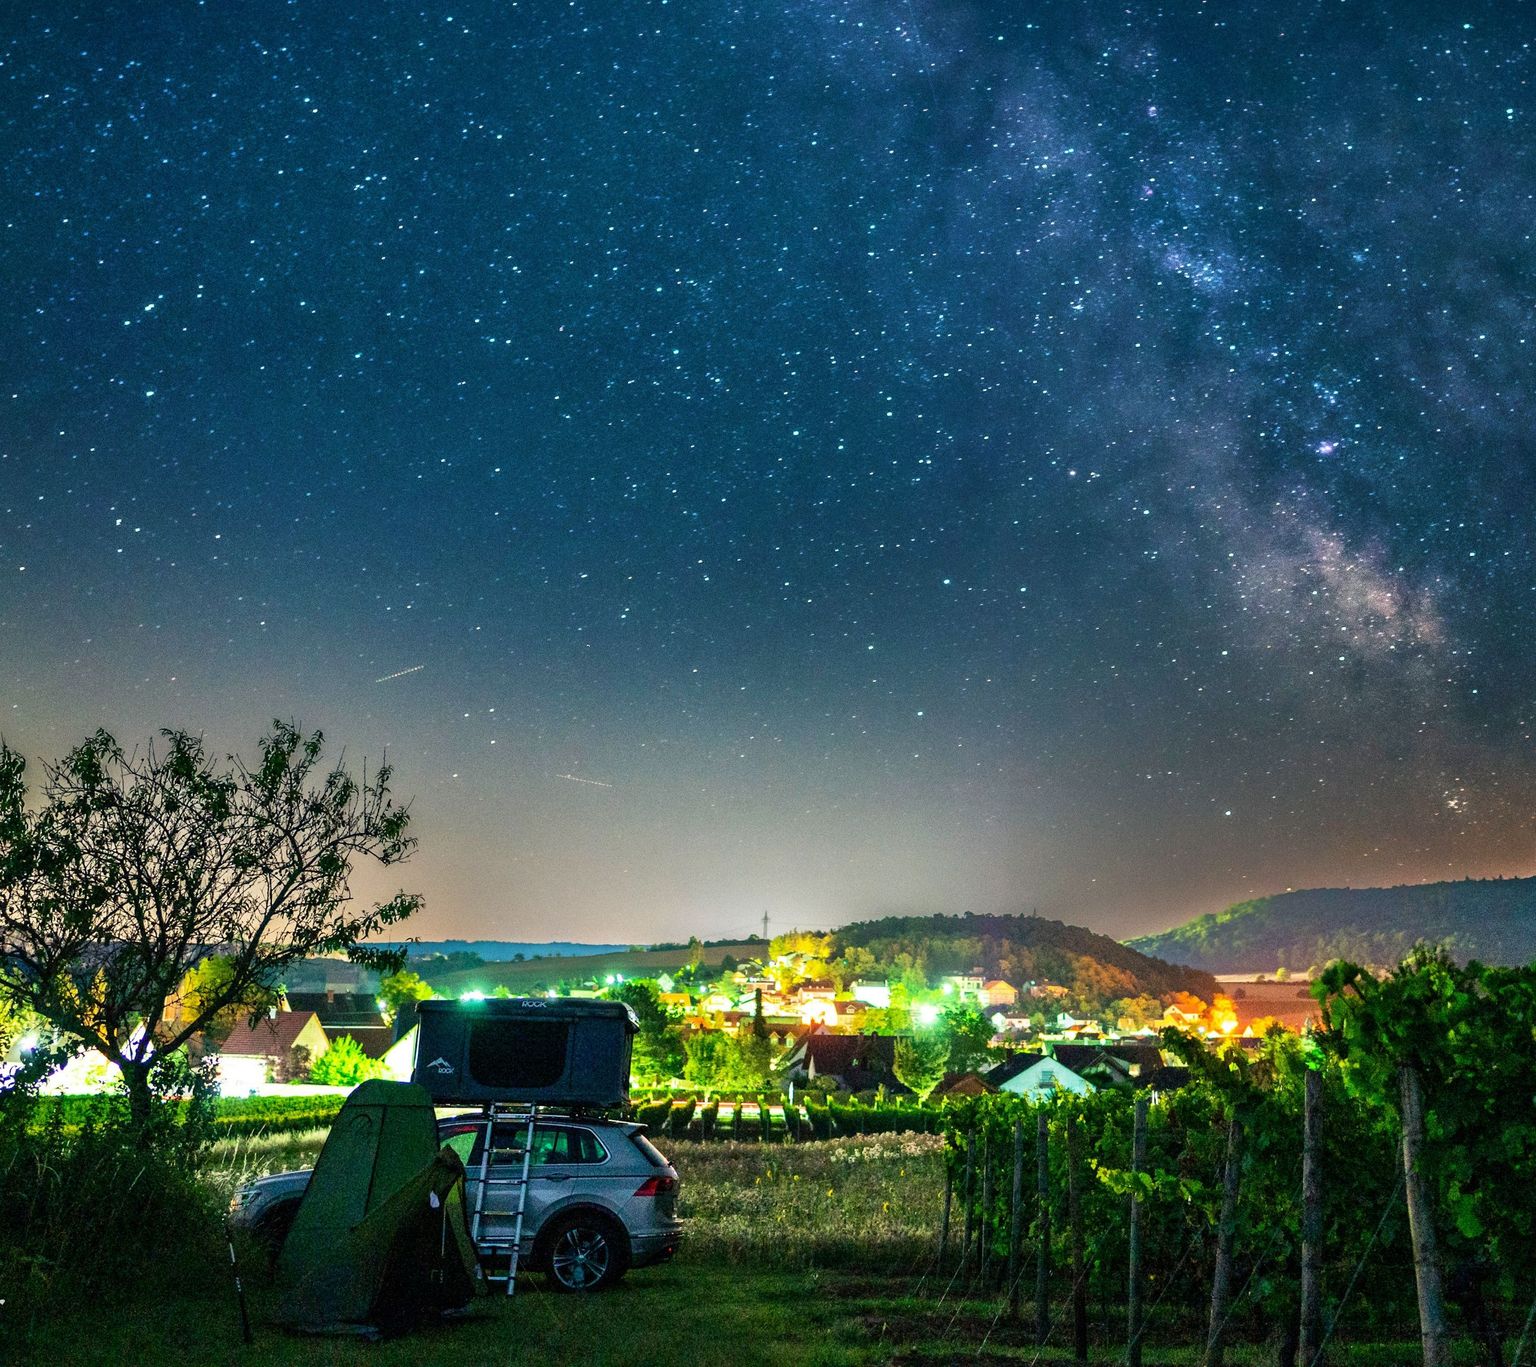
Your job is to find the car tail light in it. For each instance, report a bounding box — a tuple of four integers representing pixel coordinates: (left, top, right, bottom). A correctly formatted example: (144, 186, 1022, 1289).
(633, 1175, 677, 1198)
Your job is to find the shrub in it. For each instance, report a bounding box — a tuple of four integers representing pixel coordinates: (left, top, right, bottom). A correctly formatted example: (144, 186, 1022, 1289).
(635, 1098, 672, 1131)
(307, 1035, 386, 1086)
(804, 1098, 834, 1141)
(0, 1072, 224, 1340)
(666, 1098, 697, 1139)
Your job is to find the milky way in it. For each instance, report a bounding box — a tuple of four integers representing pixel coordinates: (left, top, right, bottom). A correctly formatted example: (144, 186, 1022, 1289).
(2, 2, 1533, 940)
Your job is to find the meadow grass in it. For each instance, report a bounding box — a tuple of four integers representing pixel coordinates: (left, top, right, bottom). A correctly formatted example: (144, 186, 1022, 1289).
(11, 1131, 1481, 1365)
(667, 1132, 945, 1271)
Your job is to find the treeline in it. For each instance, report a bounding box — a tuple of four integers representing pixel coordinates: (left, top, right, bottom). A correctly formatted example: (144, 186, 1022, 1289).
(832, 912, 1216, 1006)
(1130, 874, 1536, 972)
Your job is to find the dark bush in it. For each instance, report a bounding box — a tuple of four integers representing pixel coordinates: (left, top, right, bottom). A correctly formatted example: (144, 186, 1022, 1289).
(0, 1066, 224, 1340)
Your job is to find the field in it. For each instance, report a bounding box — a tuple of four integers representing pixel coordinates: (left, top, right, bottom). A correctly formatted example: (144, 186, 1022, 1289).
(19, 1133, 941, 1367)
(17, 1127, 1487, 1366)
(422, 941, 760, 993)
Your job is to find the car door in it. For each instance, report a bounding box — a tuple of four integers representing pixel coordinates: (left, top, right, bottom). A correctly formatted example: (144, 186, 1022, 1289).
(526, 1124, 624, 1223)
(470, 1120, 572, 1249)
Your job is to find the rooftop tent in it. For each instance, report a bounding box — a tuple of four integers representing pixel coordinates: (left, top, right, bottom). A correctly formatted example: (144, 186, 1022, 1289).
(274, 1079, 479, 1335)
(412, 998, 637, 1107)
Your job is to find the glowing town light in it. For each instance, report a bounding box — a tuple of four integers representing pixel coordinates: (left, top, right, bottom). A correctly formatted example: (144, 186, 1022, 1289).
(914, 1003, 941, 1027)
(605, 974, 616, 984)
(459, 990, 486, 1002)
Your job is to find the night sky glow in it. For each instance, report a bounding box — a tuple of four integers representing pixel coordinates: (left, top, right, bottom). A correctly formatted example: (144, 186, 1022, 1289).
(3, 2, 1534, 942)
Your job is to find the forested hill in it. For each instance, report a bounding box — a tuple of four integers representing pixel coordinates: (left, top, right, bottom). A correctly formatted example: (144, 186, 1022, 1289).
(1128, 876, 1536, 973)
(832, 913, 1216, 1006)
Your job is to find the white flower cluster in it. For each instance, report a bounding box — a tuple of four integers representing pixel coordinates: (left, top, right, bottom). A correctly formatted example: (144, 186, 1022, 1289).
(825, 1133, 944, 1163)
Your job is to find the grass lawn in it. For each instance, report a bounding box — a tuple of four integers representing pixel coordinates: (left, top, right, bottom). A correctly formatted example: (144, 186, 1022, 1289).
(20, 1257, 879, 1367)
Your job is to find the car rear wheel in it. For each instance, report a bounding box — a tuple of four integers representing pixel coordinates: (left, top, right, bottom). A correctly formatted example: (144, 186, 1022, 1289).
(542, 1212, 628, 1293)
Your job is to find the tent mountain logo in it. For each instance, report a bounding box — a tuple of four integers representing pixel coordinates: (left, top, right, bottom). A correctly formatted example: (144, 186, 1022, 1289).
(425, 1056, 455, 1074)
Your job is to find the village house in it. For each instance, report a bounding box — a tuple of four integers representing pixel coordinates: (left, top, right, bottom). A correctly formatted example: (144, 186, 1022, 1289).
(986, 1051, 1095, 1099)
(781, 1033, 904, 1093)
(979, 979, 1018, 1008)
(283, 990, 393, 1060)
(940, 974, 985, 1002)
(850, 980, 891, 1009)
(932, 1070, 996, 1098)
(214, 1010, 330, 1091)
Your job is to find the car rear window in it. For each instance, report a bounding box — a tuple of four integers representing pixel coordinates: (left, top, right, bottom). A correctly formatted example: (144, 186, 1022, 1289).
(630, 1132, 668, 1167)
(488, 1123, 609, 1165)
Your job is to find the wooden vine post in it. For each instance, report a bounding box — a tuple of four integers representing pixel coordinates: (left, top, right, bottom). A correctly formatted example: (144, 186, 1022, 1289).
(979, 1131, 994, 1283)
(1299, 1067, 1324, 1366)
(1008, 1118, 1025, 1318)
(1035, 1109, 1052, 1345)
(1203, 1113, 1244, 1367)
(1399, 1064, 1452, 1367)
(962, 1131, 976, 1272)
(1127, 1092, 1149, 1367)
(938, 1159, 953, 1270)
(1067, 1111, 1088, 1365)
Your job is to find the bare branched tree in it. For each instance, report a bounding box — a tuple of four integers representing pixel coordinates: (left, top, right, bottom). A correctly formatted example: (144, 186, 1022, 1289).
(0, 721, 421, 1124)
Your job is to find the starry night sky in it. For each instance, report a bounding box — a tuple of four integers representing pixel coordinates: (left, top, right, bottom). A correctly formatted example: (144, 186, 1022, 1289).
(3, 1, 1534, 943)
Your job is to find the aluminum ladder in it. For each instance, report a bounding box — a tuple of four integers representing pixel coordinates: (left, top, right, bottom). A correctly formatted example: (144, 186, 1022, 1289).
(467, 1103, 538, 1296)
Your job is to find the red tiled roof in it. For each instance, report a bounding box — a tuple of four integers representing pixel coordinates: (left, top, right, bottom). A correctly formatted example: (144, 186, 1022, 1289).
(219, 1011, 324, 1058)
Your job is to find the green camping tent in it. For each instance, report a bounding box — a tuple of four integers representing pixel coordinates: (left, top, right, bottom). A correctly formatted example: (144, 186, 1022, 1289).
(275, 1079, 480, 1335)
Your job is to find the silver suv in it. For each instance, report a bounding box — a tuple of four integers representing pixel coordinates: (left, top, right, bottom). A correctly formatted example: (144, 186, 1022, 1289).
(230, 1113, 682, 1292)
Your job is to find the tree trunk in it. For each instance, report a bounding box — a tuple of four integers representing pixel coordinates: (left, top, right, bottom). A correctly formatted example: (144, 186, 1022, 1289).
(1399, 1064, 1452, 1367)
(1068, 1112, 1089, 1364)
(122, 1059, 155, 1131)
(1299, 1068, 1324, 1367)
(1036, 1109, 1051, 1346)
(1128, 1092, 1149, 1367)
(1205, 1113, 1244, 1367)
(1008, 1119, 1025, 1318)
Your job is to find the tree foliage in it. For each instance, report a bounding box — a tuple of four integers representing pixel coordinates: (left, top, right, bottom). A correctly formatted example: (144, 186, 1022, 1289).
(0, 722, 421, 1123)
(307, 1034, 386, 1086)
(1316, 948, 1536, 1279)
(832, 912, 1213, 1009)
(1132, 876, 1536, 973)
(172, 954, 279, 1045)
(378, 968, 434, 1022)
(893, 1032, 950, 1100)
(937, 1003, 993, 1071)
(611, 978, 683, 1082)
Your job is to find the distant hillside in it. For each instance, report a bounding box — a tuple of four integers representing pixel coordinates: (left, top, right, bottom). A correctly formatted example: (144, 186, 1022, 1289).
(834, 913, 1216, 1005)
(384, 940, 629, 963)
(421, 941, 762, 993)
(1129, 877, 1536, 973)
